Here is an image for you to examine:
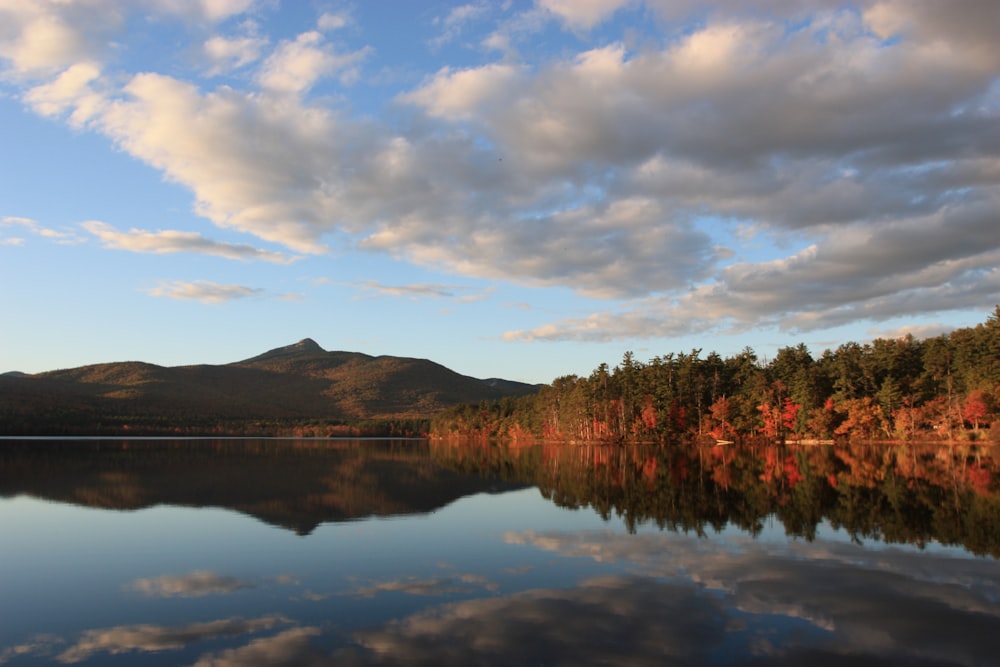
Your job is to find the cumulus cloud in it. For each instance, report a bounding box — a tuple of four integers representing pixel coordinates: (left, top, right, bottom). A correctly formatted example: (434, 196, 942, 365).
(202, 34, 267, 76)
(0, 0, 124, 76)
(55, 615, 289, 664)
(126, 570, 254, 597)
(3, 0, 999, 342)
(539, 0, 635, 31)
(82, 221, 299, 263)
(150, 0, 256, 23)
(145, 280, 265, 304)
(257, 31, 370, 93)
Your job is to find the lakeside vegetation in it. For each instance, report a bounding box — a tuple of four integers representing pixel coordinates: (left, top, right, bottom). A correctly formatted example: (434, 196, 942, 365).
(2, 310, 997, 440)
(432, 308, 1000, 443)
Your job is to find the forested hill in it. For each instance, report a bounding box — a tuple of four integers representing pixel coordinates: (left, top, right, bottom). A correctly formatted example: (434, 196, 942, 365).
(0, 339, 539, 436)
(432, 308, 1000, 443)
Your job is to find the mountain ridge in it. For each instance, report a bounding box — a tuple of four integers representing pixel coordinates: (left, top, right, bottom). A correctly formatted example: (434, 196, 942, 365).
(0, 340, 540, 435)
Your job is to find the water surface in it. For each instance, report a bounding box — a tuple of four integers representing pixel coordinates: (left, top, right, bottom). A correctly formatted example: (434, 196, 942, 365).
(1, 438, 998, 665)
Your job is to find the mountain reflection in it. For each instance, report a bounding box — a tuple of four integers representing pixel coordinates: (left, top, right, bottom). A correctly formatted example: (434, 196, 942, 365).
(0, 439, 525, 535)
(2, 438, 998, 554)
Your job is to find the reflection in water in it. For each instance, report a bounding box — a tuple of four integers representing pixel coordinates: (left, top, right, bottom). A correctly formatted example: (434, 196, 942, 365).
(59, 616, 290, 664)
(126, 571, 256, 598)
(1, 438, 999, 666)
(0, 438, 526, 534)
(433, 439, 1000, 556)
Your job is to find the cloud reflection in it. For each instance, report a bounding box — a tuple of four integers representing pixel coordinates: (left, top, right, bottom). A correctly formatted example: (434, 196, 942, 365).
(0, 634, 63, 664)
(55, 616, 289, 663)
(502, 530, 1000, 666)
(335, 575, 730, 666)
(346, 573, 498, 598)
(189, 627, 327, 667)
(126, 570, 255, 597)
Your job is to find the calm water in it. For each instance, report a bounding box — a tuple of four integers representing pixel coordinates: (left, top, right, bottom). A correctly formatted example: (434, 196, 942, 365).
(1, 437, 999, 666)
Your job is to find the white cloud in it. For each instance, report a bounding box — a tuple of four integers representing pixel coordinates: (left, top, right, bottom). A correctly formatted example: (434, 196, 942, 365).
(145, 280, 265, 304)
(94, 73, 345, 253)
(257, 31, 370, 93)
(355, 281, 457, 299)
(0, 0, 123, 76)
(150, 0, 256, 23)
(538, 0, 634, 31)
(82, 221, 299, 263)
(317, 12, 350, 32)
(202, 34, 266, 75)
(430, 3, 491, 47)
(23, 61, 104, 124)
(398, 63, 524, 121)
(3, 0, 999, 343)
(2, 216, 84, 244)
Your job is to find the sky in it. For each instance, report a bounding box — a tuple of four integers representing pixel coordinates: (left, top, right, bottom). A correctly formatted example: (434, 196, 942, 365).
(1, 0, 998, 384)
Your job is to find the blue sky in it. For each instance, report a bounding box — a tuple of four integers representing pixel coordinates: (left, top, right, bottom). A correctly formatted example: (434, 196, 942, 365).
(1, 0, 998, 384)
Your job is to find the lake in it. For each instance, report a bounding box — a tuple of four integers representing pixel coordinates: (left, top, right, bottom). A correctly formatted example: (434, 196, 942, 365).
(1, 437, 998, 666)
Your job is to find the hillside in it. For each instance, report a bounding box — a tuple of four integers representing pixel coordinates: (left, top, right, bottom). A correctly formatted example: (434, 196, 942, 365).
(0, 339, 539, 435)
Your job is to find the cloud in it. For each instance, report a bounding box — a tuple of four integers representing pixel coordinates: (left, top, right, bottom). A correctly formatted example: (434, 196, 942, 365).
(145, 280, 265, 304)
(82, 221, 299, 263)
(126, 570, 255, 598)
(3, 0, 999, 341)
(351, 280, 493, 302)
(538, 0, 635, 31)
(2, 215, 85, 244)
(429, 3, 491, 48)
(317, 12, 350, 32)
(202, 34, 267, 76)
(55, 615, 289, 664)
(149, 0, 256, 23)
(256, 31, 370, 93)
(397, 63, 525, 121)
(22, 61, 105, 124)
(0, 0, 124, 76)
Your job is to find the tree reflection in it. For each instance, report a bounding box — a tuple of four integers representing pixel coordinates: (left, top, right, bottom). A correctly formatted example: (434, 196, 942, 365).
(431, 440, 1000, 557)
(1, 438, 997, 556)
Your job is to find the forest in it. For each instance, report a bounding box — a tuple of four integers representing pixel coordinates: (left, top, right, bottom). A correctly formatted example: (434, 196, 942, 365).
(431, 307, 1000, 443)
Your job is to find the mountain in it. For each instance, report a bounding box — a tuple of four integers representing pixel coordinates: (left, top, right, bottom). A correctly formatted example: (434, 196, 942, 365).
(0, 340, 539, 435)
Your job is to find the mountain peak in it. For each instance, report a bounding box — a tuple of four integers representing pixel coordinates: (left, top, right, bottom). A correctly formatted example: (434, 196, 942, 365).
(240, 338, 326, 364)
(293, 338, 324, 353)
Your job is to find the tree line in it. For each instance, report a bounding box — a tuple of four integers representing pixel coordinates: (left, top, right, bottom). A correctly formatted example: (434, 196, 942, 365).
(431, 307, 1000, 442)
